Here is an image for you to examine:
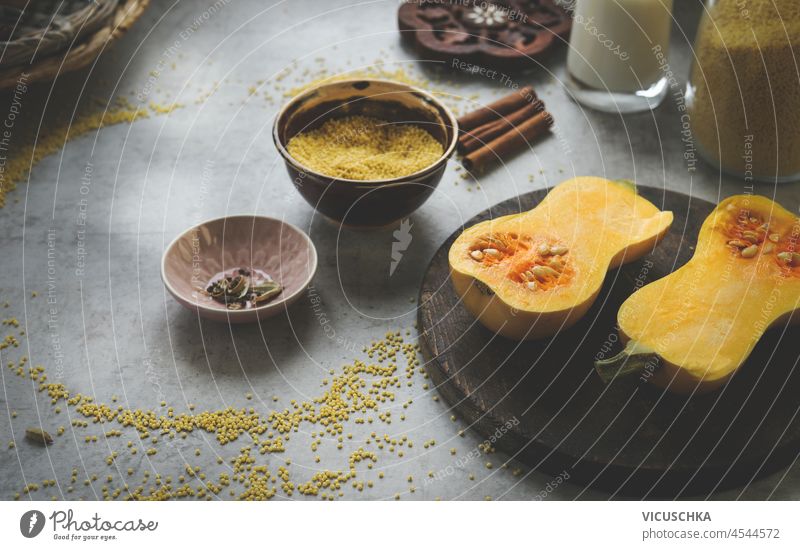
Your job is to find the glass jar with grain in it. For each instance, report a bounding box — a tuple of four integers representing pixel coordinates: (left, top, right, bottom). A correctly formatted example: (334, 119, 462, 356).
(687, 0, 800, 182)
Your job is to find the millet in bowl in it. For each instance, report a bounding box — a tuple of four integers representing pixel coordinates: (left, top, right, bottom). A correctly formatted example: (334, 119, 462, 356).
(273, 79, 458, 228)
(286, 114, 443, 181)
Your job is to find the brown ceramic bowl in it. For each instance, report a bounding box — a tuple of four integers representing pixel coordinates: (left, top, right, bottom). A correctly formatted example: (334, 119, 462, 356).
(273, 79, 458, 228)
(161, 215, 317, 323)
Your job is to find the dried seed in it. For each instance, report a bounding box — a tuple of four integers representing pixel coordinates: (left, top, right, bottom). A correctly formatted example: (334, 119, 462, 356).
(483, 248, 501, 259)
(252, 283, 282, 305)
(763, 243, 775, 254)
(25, 428, 53, 445)
(227, 275, 248, 296)
(209, 281, 227, 298)
(727, 239, 750, 248)
(537, 243, 551, 256)
(740, 245, 759, 258)
(532, 265, 560, 280)
(769, 233, 780, 243)
(469, 250, 484, 261)
(549, 245, 568, 256)
(206, 268, 280, 309)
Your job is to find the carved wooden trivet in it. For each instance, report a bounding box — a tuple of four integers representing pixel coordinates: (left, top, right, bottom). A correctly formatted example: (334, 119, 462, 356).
(398, 0, 572, 70)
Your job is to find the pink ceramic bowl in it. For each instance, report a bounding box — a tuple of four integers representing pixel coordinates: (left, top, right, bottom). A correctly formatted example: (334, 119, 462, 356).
(161, 215, 317, 323)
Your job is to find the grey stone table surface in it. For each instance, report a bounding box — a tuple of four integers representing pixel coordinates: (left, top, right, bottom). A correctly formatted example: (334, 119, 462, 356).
(1, 0, 799, 501)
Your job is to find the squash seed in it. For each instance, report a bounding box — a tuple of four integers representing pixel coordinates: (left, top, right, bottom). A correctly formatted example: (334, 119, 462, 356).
(547, 258, 564, 271)
(742, 231, 760, 243)
(483, 236, 506, 250)
(483, 248, 501, 259)
(25, 428, 53, 445)
(769, 233, 780, 243)
(532, 265, 559, 280)
(740, 245, 759, 258)
(487, 235, 505, 246)
(762, 243, 775, 254)
(549, 245, 568, 256)
(525, 281, 537, 291)
(537, 244, 551, 256)
(470, 250, 484, 261)
(777, 251, 792, 263)
(727, 239, 750, 248)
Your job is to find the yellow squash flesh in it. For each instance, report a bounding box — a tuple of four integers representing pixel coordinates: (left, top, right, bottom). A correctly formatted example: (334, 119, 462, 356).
(448, 177, 674, 340)
(596, 195, 800, 394)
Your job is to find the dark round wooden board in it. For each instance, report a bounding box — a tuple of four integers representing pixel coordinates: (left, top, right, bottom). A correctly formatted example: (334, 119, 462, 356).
(418, 186, 800, 498)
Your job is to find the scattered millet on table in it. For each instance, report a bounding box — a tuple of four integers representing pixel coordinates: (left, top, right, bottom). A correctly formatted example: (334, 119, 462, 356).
(3, 307, 510, 501)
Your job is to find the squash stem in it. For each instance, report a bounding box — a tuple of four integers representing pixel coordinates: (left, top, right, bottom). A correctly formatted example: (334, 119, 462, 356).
(594, 340, 658, 384)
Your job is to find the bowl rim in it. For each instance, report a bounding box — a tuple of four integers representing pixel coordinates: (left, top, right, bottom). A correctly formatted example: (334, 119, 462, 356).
(272, 78, 459, 186)
(160, 214, 318, 318)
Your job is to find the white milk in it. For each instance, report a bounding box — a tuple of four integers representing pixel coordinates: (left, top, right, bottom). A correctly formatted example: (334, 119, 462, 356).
(567, 0, 673, 92)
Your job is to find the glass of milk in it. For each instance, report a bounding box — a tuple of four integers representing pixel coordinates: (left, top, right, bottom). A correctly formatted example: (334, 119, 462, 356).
(565, 0, 673, 113)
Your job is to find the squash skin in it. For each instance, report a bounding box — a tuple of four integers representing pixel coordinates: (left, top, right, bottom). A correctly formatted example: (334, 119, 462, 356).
(601, 195, 800, 394)
(448, 177, 674, 340)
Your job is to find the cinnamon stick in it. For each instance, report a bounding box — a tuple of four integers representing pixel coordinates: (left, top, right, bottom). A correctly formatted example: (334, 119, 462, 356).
(462, 111, 554, 172)
(458, 99, 544, 154)
(456, 86, 537, 132)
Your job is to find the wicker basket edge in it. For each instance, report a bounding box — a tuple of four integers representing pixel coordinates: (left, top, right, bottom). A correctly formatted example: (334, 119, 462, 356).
(0, 0, 150, 91)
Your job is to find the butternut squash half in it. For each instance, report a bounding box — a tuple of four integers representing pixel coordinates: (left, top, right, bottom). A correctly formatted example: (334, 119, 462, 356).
(448, 177, 673, 340)
(596, 195, 800, 394)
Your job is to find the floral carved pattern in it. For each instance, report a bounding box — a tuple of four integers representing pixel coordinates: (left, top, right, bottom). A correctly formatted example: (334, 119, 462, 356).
(398, 0, 571, 69)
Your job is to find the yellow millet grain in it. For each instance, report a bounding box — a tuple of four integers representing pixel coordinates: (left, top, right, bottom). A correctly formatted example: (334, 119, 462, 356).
(0, 99, 184, 209)
(6, 320, 431, 501)
(689, 0, 800, 177)
(0, 105, 149, 209)
(286, 115, 443, 180)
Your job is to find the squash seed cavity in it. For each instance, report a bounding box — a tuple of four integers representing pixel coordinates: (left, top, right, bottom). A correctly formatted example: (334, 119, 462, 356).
(469, 232, 531, 263)
(517, 243, 571, 291)
(469, 234, 570, 290)
(722, 209, 788, 262)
